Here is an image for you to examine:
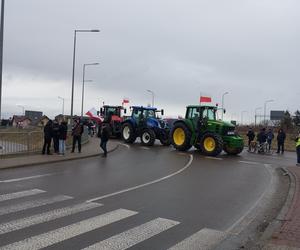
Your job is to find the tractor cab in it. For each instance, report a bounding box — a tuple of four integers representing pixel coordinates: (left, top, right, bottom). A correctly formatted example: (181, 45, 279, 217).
(100, 105, 124, 119)
(185, 105, 217, 121)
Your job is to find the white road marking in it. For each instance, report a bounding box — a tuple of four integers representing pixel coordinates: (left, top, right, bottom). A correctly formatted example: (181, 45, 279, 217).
(205, 156, 223, 161)
(0, 202, 102, 235)
(168, 228, 227, 250)
(0, 189, 46, 202)
(0, 209, 138, 250)
(239, 160, 262, 165)
(0, 173, 55, 183)
(0, 195, 72, 216)
(86, 154, 193, 203)
(140, 146, 150, 150)
(119, 143, 130, 149)
(83, 217, 180, 250)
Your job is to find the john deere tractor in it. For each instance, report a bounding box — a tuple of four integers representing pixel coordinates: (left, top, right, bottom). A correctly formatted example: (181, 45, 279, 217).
(170, 105, 244, 156)
(121, 106, 170, 146)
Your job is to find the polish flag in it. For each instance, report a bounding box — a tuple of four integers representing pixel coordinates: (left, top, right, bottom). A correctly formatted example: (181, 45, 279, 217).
(122, 97, 129, 105)
(200, 96, 212, 103)
(86, 108, 103, 123)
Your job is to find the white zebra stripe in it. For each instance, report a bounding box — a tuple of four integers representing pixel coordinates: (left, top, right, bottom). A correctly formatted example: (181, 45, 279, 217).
(0, 202, 102, 235)
(168, 228, 228, 250)
(0, 195, 72, 216)
(83, 217, 180, 250)
(0, 209, 138, 250)
(0, 189, 46, 202)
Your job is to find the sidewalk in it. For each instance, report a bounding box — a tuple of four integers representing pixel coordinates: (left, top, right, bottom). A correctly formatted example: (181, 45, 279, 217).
(266, 166, 300, 249)
(0, 137, 119, 170)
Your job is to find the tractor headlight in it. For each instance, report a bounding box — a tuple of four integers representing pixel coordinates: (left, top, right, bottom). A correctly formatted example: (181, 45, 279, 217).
(227, 131, 236, 136)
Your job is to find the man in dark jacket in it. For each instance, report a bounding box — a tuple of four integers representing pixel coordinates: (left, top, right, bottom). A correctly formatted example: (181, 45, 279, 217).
(266, 128, 274, 151)
(99, 122, 110, 157)
(277, 128, 286, 154)
(257, 128, 267, 145)
(71, 118, 84, 153)
(52, 120, 60, 154)
(42, 120, 53, 155)
(58, 121, 68, 155)
(246, 128, 255, 149)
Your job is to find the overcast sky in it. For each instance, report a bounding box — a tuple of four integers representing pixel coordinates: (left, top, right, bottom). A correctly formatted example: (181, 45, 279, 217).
(2, 0, 300, 122)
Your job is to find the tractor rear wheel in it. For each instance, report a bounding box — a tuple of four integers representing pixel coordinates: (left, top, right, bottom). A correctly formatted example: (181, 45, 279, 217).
(200, 132, 223, 156)
(170, 123, 192, 151)
(122, 123, 136, 143)
(223, 145, 244, 155)
(141, 129, 155, 146)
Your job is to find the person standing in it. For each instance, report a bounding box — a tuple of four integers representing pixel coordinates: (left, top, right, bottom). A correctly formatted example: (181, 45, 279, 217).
(277, 128, 286, 154)
(71, 118, 83, 153)
(98, 122, 110, 157)
(42, 120, 53, 155)
(295, 132, 300, 166)
(52, 120, 60, 154)
(59, 120, 68, 155)
(266, 128, 274, 151)
(246, 128, 255, 151)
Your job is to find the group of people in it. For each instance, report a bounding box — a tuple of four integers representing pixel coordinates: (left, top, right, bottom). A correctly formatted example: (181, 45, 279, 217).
(246, 127, 286, 154)
(42, 117, 111, 158)
(247, 127, 300, 166)
(42, 119, 68, 155)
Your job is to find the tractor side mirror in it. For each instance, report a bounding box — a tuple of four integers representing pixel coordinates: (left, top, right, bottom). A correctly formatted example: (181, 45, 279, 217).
(124, 109, 127, 114)
(161, 109, 164, 116)
(224, 109, 226, 114)
(100, 108, 103, 116)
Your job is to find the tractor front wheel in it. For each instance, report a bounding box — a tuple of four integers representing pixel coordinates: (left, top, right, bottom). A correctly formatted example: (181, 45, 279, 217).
(141, 129, 155, 146)
(159, 130, 171, 146)
(170, 123, 192, 151)
(122, 123, 136, 143)
(200, 133, 223, 156)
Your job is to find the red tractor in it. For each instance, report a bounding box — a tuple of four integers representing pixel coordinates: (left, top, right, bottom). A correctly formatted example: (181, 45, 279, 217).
(100, 105, 126, 138)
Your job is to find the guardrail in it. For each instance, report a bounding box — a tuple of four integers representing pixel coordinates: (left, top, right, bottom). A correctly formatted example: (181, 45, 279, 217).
(0, 129, 89, 157)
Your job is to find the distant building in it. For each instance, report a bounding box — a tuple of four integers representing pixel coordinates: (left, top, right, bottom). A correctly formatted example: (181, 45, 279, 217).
(25, 110, 43, 126)
(12, 115, 32, 128)
(37, 115, 50, 127)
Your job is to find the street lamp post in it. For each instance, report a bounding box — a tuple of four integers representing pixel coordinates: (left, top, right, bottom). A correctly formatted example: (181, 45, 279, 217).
(241, 110, 247, 125)
(70, 29, 99, 118)
(0, 0, 5, 120)
(81, 63, 99, 117)
(221, 91, 229, 120)
(146, 89, 155, 107)
(264, 99, 274, 126)
(58, 96, 65, 115)
(255, 107, 262, 127)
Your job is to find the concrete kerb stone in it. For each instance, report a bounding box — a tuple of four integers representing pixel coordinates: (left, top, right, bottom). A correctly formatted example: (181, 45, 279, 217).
(261, 167, 296, 249)
(0, 142, 120, 170)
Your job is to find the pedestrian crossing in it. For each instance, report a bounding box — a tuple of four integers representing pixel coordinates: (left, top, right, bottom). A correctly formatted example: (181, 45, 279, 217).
(0, 188, 226, 249)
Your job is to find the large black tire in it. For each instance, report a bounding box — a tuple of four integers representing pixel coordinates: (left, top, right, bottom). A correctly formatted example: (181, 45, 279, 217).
(223, 144, 244, 155)
(141, 128, 156, 146)
(159, 130, 171, 146)
(200, 132, 223, 156)
(122, 123, 136, 143)
(170, 122, 192, 151)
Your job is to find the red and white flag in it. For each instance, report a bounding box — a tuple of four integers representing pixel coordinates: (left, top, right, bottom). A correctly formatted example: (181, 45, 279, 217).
(86, 108, 103, 123)
(122, 97, 129, 105)
(200, 96, 212, 103)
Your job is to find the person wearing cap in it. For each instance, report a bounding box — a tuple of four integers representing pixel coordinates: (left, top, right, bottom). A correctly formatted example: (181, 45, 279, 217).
(295, 132, 300, 166)
(98, 121, 111, 157)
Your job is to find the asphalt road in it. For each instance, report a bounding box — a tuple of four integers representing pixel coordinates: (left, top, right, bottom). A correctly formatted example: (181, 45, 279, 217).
(0, 143, 293, 249)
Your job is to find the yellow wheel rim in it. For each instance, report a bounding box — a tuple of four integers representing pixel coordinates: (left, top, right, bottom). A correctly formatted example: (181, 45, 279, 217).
(204, 137, 216, 152)
(173, 128, 185, 146)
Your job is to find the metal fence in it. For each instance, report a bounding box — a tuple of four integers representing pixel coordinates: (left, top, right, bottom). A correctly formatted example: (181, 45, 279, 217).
(0, 128, 89, 157)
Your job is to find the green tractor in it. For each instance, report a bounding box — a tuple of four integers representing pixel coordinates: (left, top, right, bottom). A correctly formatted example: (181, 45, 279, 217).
(170, 105, 244, 156)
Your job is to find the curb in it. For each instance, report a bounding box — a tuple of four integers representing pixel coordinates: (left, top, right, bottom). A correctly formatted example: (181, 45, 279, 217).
(0, 143, 120, 170)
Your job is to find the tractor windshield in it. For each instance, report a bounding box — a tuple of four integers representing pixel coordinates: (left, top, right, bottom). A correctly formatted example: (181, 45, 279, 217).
(105, 107, 120, 116)
(202, 108, 216, 120)
(144, 110, 156, 118)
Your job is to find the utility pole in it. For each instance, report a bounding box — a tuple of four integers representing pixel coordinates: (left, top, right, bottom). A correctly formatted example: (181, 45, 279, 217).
(0, 0, 5, 120)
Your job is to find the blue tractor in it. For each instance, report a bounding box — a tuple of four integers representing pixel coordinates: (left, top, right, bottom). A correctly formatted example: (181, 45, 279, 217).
(121, 106, 170, 146)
